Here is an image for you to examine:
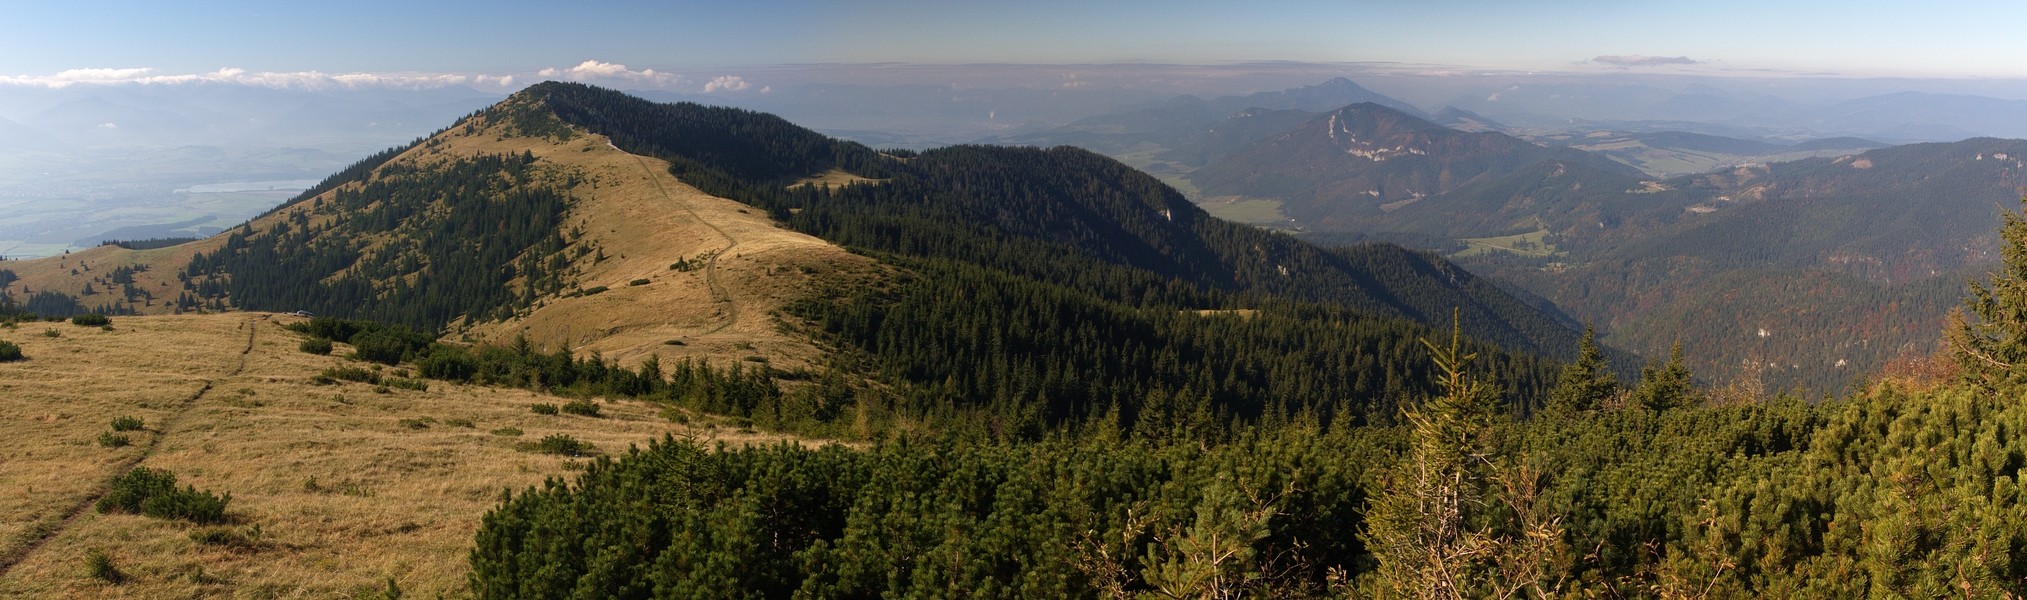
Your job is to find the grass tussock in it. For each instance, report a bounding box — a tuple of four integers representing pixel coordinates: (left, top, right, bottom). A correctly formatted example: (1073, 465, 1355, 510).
(84, 548, 122, 583)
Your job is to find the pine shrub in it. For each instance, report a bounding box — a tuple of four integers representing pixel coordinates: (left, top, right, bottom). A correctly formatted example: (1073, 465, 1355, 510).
(519, 434, 593, 456)
(322, 367, 380, 385)
(560, 400, 600, 417)
(97, 467, 231, 524)
(0, 340, 21, 362)
(84, 548, 122, 583)
(384, 378, 428, 391)
(70, 314, 110, 326)
(300, 337, 333, 355)
(110, 416, 144, 431)
(96, 432, 130, 448)
(530, 403, 559, 415)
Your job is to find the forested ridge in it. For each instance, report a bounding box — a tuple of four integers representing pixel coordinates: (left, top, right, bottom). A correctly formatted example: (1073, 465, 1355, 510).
(521, 82, 1589, 359)
(180, 151, 575, 328)
(493, 81, 1600, 430)
(470, 294, 2027, 598)
(454, 84, 2027, 598)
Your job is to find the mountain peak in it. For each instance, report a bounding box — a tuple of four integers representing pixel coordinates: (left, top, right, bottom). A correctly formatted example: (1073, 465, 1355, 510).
(1206, 79, 1427, 118)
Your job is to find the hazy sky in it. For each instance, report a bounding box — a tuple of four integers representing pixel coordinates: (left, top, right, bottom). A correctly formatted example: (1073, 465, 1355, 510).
(3, 0, 2024, 83)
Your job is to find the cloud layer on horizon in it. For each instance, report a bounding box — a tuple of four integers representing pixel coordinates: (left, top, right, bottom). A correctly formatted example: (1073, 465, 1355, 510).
(0, 61, 786, 96)
(1590, 55, 1700, 67)
(0, 67, 518, 90)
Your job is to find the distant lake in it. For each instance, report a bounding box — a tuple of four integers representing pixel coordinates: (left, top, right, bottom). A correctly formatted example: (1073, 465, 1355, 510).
(174, 180, 319, 194)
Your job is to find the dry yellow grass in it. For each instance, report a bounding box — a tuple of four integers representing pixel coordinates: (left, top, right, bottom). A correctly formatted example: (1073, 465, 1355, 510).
(436, 120, 884, 373)
(0, 313, 809, 598)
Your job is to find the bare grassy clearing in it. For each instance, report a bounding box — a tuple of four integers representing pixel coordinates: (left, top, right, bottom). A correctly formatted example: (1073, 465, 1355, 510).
(0, 314, 806, 598)
(789, 168, 882, 189)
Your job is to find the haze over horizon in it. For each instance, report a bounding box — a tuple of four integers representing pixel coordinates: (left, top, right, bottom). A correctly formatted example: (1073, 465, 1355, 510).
(8, 0, 2027, 260)
(7, 0, 2027, 94)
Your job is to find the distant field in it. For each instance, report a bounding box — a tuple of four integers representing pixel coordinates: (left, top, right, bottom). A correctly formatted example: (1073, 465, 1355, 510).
(790, 168, 883, 189)
(0, 313, 807, 597)
(1452, 229, 1565, 258)
(1197, 196, 1288, 225)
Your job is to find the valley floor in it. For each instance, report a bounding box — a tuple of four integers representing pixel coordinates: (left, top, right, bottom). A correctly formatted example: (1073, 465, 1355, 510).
(0, 313, 803, 598)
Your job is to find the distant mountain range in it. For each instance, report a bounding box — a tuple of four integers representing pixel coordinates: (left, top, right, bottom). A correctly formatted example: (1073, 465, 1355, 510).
(974, 78, 1422, 159)
(1340, 136, 2025, 392)
(1185, 103, 1645, 228)
(983, 84, 2014, 392)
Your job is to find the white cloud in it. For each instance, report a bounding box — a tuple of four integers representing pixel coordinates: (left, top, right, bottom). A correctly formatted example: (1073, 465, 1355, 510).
(1590, 55, 1700, 67)
(537, 60, 685, 87)
(703, 75, 751, 93)
(0, 67, 518, 90)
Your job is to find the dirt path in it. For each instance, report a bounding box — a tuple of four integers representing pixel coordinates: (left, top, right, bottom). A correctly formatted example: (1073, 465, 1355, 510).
(0, 317, 259, 578)
(627, 154, 742, 335)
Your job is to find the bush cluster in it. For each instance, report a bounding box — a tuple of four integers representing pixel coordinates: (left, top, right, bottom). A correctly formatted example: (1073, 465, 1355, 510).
(0, 340, 21, 362)
(70, 314, 110, 326)
(560, 400, 600, 417)
(322, 366, 380, 384)
(518, 434, 593, 456)
(284, 317, 432, 365)
(96, 467, 230, 524)
(299, 337, 333, 355)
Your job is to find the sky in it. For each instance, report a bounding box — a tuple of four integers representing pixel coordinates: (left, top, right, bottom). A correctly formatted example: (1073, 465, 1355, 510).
(4, 0, 2027, 88)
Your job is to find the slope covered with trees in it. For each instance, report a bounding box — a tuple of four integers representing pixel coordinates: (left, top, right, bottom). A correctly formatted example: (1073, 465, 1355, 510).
(520, 82, 1587, 362)
(467, 200, 2027, 598)
(181, 152, 572, 328)
(483, 82, 1602, 429)
(74, 82, 1578, 438)
(1186, 103, 1645, 228)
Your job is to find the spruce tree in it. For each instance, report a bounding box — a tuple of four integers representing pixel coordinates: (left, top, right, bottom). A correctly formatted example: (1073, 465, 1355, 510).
(1364, 311, 1499, 598)
(1633, 341, 1697, 412)
(1545, 324, 1616, 414)
(1949, 195, 2027, 386)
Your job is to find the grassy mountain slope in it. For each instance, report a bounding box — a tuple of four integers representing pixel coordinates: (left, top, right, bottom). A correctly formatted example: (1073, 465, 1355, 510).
(0, 313, 793, 597)
(0, 94, 880, 373)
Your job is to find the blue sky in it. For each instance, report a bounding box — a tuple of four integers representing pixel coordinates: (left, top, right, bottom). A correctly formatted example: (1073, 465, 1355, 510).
(3, 0, 2023, 80)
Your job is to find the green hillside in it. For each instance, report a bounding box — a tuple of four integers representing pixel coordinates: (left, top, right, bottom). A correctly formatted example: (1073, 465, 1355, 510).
(522, 82, 1583, 427)
(118, 82, 1595, 438)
